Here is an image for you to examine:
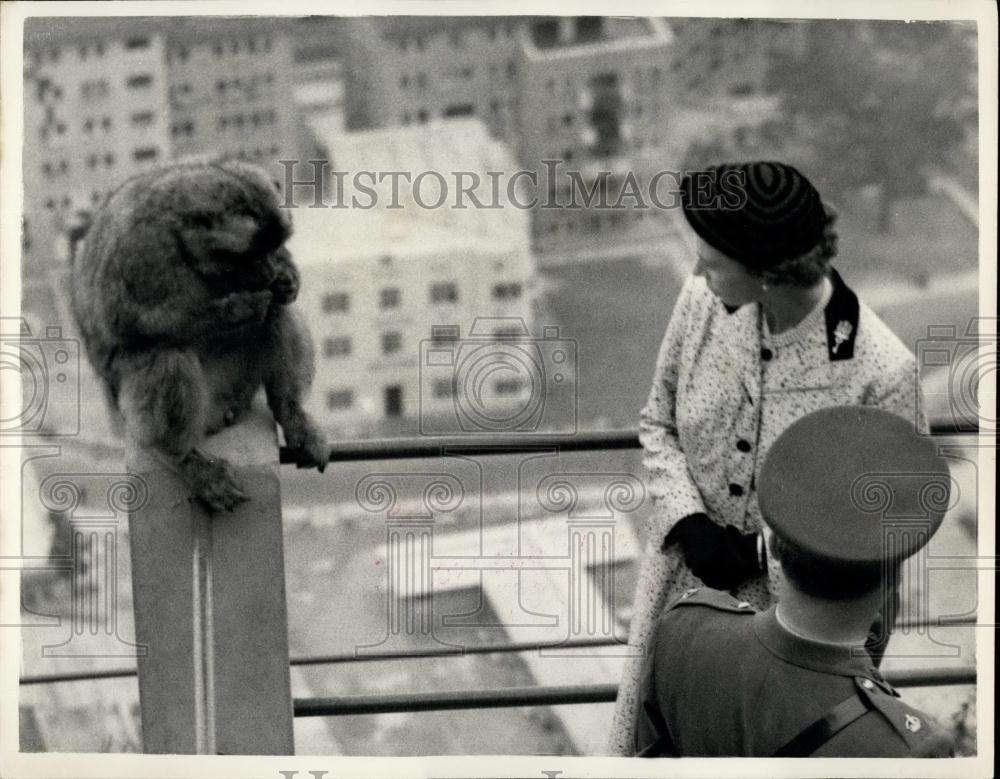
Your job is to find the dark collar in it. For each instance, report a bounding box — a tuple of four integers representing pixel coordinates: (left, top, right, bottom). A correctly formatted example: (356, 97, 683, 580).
(752, 607, 877, 679)
(823, 269, 860, 361)
(722, 269, 860, 362)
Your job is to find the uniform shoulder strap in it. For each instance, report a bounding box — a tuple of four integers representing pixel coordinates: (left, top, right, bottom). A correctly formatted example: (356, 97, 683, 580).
(772, 693, 871, 757)
(668, 587, 757, 614)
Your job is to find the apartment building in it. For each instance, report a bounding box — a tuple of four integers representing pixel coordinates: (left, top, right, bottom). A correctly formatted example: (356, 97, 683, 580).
(336, 16, 523, 139)
(22, 17, 300, 269)
(287, 119, 536, 436)
(332, 16, 681, 256)
(666, 18, 808, 99)
(517, 16, 677, 252)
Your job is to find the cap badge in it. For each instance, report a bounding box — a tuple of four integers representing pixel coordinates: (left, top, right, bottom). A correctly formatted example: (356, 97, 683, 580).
(905, 714, 922, 733)
(832, 320, 853, 354)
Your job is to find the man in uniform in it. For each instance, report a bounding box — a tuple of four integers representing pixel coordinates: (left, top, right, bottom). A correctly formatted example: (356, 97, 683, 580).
(632, 406, 956, 757)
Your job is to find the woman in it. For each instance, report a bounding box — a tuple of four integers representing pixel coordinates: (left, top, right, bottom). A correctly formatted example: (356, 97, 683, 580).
(608, 161, 922, 755)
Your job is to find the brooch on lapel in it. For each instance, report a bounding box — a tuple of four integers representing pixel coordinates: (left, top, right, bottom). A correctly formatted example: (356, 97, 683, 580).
(832, 320, 853, 355)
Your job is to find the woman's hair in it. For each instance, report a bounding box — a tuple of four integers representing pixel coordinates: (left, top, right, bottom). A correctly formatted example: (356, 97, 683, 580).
(757, 202, 839, 288)
(768, 530, 895, 601)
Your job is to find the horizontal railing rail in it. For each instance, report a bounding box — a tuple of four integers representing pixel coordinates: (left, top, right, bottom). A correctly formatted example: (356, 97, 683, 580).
(278, 423, 980, 465)
(18, 613, 980, 686)
(294, 666, 978, 718)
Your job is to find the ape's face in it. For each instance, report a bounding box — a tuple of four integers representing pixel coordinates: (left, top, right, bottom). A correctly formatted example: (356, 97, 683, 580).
(167, 160, 295, 293)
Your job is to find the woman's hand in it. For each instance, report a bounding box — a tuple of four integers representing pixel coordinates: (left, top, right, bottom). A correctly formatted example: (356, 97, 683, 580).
(663, 513, 764, 590)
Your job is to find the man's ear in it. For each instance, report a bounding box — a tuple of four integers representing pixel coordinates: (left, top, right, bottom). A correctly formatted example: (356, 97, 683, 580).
(763, 526, 781, 564)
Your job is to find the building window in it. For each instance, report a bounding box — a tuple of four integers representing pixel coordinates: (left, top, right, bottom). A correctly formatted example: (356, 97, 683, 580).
(495, 377, 524, 396)
(492, 282, 523, 301)
(417, 109, 429, 123)
(81, 80, 109, 99)
(133, 147, 158, 162)
(131, 111, 155, 128)
(171, 120, 195, 137)
(125, 37, 151, 50)
(444, 103, 475, 117)
(126, 74, 154, 89)
(433, 378, 454, 399)
(326, 389, 354, 410)
(323, 336, 352, 358)
(379, 288, 401, 309)
(384, 385, 404, 418)
(430, 282, 458, 304)
(322, 292, 350, 313)
(493, 325, 523, 340)
(431, 326, 460, 345)
(381, 331, 403, 355)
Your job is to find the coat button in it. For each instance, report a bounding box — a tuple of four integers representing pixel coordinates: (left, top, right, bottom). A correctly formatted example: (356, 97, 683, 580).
(760, 348, 773, 361)
(861, 679, 875, 690)
(729, 483, 744, 497)
(736, 439, 752, 452)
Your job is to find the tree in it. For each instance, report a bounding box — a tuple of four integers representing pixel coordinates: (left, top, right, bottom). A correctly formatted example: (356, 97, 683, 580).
(769, 20, 976, 232)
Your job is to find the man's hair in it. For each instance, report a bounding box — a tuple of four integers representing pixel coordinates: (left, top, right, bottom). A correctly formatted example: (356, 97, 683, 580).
(769, 532, 897, 601)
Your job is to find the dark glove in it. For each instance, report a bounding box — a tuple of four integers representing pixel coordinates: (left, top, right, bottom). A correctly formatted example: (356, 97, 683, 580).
(662, 513, 764, 591)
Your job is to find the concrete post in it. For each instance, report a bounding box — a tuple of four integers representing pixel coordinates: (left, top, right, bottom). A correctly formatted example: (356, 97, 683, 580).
(126, 409, 294, 755)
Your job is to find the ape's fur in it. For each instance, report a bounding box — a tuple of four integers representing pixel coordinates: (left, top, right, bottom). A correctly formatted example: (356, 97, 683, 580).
(71, 158, 328, 511)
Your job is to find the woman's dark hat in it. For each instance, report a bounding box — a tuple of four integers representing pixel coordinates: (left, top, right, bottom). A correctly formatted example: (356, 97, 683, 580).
(681, 161, 827, 268)
(758, 406, 952, 566)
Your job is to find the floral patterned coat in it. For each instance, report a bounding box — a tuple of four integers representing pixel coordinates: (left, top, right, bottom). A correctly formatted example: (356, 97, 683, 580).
(607, 269, 922, 755)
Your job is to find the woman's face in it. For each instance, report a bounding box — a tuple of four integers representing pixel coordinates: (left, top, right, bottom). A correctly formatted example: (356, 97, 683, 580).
(691, 236, 765, 308)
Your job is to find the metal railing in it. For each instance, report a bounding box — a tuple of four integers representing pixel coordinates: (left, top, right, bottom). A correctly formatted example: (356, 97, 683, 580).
(22, 425, 983, 721)
(277, 422, 980, 465)
(19, 613, 980, 688)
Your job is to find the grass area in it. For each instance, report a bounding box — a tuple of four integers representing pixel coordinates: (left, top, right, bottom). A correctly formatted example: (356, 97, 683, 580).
(834, 191, 978, 290)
